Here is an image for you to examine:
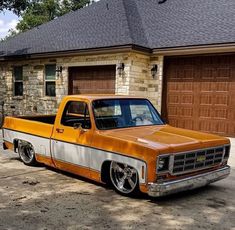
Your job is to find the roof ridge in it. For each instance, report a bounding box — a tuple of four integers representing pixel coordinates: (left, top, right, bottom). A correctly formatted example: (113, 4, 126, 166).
(121, 0, 150, 48)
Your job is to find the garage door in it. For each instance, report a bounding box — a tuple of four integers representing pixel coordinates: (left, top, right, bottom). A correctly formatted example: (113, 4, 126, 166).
(162, 55, 235, 137)
(68, 65, 116, 95)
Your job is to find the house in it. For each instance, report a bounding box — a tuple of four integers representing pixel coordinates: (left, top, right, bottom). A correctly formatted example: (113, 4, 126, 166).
(0, 0, 235, 137)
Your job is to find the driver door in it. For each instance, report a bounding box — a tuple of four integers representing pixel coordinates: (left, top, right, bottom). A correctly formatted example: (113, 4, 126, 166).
(51, 100, 93, 178)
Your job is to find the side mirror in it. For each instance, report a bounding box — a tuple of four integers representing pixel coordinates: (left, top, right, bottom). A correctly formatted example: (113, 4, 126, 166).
(73, 123, 82, 130)
(73, 123, 87, 133)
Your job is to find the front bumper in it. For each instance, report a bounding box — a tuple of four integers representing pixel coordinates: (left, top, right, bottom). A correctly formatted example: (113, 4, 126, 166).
(148, 166, 230, 197)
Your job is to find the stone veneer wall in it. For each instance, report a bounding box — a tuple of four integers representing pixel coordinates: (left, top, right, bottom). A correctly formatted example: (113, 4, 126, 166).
(0, 52, 164, 116)
(128, 54, 164, 112)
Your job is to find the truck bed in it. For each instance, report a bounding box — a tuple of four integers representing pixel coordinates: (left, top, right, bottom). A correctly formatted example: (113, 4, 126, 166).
(18, 115, 56, 125)
(3, 115, 55, 140)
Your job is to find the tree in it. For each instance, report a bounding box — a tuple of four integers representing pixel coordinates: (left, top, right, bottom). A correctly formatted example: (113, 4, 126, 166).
(1, 0, 92, 40)
(58, 0, 91, 16)
(0, 0, 29, 15)
(16, 0, 60, 32)
(16, 0, 91, 32)
(0, 29, 18, 42)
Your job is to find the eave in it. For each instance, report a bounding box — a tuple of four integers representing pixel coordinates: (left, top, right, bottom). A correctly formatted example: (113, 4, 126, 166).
(0, 44, 152, 62)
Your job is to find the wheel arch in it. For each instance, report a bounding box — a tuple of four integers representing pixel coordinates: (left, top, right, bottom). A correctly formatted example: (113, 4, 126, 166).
(13, 139, 19, 153)
(100, 159, 144, 186)
(100, 160, 112, 184)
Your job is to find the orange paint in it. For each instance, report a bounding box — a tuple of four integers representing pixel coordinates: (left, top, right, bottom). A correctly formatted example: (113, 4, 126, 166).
(2, 95, 231, 195)
(35, 154, 55, 167)
(53, 158, 101, 183)
(4, 141, 14, 151)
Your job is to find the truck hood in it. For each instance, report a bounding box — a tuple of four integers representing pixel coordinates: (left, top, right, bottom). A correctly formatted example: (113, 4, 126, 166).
(101, 125, 229, 153)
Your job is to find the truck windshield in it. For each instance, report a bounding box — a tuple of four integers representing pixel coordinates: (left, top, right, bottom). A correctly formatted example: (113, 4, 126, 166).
(93, 99, 164, 130)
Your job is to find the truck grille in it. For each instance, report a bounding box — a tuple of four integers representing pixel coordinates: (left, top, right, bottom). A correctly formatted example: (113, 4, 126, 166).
(172, 146, 225, 175)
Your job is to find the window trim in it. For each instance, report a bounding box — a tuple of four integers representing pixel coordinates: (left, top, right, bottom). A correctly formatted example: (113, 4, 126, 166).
(92, 98, 165, 130)
(61, 100, 92, 129)
(44, 64, 56, 97)
(13, 66, 23, 97)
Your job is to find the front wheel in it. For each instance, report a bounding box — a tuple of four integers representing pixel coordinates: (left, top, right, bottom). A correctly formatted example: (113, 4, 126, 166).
(18, 141, 37, 166)
(110, 161, 139, 196)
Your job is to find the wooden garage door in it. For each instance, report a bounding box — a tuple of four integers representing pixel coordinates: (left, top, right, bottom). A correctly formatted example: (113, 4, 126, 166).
(162, 55, 235, 137)
(68, 65, 116, 95)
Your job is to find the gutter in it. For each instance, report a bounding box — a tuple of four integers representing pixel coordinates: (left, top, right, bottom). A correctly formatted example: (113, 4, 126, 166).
(153, 43, 235, 56)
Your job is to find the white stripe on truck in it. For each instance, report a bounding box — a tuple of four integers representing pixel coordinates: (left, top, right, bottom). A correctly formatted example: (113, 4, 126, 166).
(3, 129, 147, 184)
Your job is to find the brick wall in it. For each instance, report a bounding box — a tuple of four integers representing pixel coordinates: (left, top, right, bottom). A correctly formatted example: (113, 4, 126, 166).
(0, 52, 164, 116)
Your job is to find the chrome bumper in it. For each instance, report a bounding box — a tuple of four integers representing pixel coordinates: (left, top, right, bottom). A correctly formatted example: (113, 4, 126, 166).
(148, 166, 230, 197)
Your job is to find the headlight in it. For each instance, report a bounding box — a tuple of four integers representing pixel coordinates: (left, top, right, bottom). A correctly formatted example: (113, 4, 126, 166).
(157, 155, 170, 173)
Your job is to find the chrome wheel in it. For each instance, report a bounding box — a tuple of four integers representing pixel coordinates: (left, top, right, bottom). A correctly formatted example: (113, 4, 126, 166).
(18, 141, 36, 165)
(110, 161, 138, 194)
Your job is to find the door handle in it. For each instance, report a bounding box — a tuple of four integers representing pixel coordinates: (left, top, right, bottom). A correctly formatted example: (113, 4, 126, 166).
(56, 128, 64, 133)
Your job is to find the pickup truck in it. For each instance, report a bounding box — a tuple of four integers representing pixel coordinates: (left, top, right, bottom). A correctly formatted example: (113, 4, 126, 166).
(2, 95, 231, 197)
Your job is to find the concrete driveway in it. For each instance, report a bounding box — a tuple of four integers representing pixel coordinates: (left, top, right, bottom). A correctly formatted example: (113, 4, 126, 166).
(0, 134, 234, 230)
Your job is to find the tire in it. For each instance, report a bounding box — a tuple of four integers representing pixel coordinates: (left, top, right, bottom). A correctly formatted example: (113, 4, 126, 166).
(18, 141, 37, 166)
(110, 161, 140, 196)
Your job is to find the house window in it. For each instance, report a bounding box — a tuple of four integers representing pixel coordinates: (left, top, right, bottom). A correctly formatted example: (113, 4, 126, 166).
(13, 66, 23, 96)
(45, 64, 56, 97)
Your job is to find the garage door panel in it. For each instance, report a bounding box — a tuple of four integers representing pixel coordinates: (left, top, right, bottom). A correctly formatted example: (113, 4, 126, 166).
(216, 123, 228, 134)
(163, 54, 235, 137)
(181, 107, 193, 118)
(200, 82, 214, 92)
(201, 68, 215, 80)
(178, 119, 194, 130)
(215, 82, 230, 92)
(168, 106, 179, 116)
(199, 107, 212, 119)
(198, 120, 214, 133)
(200, 94, 213, 106)
(214, 108, 228, 120)
(182, 82, 194, 92)
(181, 94, 194, 105)
(168, 94, 180, 104)
(69, 66, 115, 95)
(214, 94, 229, 106)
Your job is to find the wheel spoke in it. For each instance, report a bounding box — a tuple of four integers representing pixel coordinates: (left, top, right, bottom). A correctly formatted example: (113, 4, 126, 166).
(118, 175, 126, 189)
(110, 161, 138, 194)
(128, 178, 135, 189)
(131, 169, 137, 174)
(113, 162, 124, 173)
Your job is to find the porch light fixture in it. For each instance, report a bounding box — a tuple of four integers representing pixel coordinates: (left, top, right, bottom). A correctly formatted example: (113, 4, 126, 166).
(151, 65, 158, 79)
(56, 65, 63, 79)
(56, 66, 63, 73)
(117, 63, 125, 77)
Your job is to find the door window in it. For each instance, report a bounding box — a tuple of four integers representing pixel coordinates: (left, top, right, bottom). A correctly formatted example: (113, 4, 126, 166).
(61, 101, 91, 129)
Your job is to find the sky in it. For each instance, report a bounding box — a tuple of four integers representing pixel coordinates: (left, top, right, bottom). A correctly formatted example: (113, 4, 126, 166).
(0, 11, 19, 39)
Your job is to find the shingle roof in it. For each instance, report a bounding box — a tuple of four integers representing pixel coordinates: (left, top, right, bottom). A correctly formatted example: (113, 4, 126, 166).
(0, 0, 235, 58)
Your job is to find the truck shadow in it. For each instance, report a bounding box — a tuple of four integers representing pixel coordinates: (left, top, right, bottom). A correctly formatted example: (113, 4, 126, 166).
(0, 161, 234, 230)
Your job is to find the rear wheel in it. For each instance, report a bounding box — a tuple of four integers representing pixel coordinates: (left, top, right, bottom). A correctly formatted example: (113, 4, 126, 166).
(110, 161, 139, 196)
(18, 141, 37, 166)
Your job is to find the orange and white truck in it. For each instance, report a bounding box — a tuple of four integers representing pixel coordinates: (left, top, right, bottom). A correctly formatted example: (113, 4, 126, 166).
(2, 95, 231, 197)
